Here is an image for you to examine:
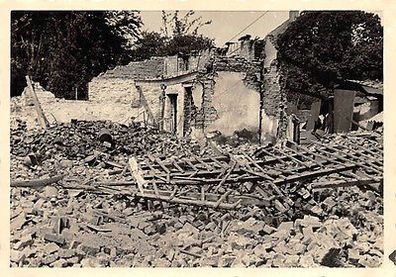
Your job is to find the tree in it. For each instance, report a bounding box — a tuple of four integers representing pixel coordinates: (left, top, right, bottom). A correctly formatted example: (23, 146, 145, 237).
(277, 11, 383, 96)
(160, 10, 212, 37)
(131, 10, 214, 60)
(11, 11, 142, 98)
(131, 31, 167, 61)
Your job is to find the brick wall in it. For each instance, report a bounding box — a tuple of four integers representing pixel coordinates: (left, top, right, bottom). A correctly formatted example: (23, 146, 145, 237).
(104, 57, 165, 79)
(89, 77, 139, 104)
(214, 56, 262, 91)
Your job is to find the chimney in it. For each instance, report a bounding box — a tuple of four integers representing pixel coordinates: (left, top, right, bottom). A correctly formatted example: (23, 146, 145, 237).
(289, 11, 299, 22)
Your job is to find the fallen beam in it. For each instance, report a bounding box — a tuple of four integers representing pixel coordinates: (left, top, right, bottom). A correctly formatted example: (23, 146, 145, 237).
(11, 174, 65, 188)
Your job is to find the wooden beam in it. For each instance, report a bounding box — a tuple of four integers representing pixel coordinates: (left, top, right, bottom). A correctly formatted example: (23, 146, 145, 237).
(25, 75, 49, 129)
(309, 140, 382, 174)
(11, 174, 65, 188)
(273, 164, 357, 185)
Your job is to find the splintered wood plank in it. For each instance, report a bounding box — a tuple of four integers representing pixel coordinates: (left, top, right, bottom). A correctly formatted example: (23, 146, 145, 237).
(240, 153, 293, 205)
(210, 157, 226, 169)
(214, 191, 232, 208)
(201, 186, 205, 201)
(309, 140, 382, 174)
(195, 156, 214, 171)
(254, 147, 295, 174)
(185, 159, 199, 171)
(128, 157, 147, 194)
(214, 161, 237, 192)
(11, 174, 65, 188)
(145, 160, 163, 176)
(154, 157, 171, 174)
(273, 164, 357, 185)
(290, 142, 347, 168)
(273, 147, 313, 168)
(284, 142, 325, 168)
(331, 142, 383, 167)
(130, 191, 238, 210)
(172, 159, 185, 173)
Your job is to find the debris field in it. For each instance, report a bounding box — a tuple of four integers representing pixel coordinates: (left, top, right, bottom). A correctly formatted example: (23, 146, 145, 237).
(10, 119, 383, 267)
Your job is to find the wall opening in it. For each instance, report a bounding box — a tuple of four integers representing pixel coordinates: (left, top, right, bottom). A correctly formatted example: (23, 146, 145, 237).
(168, 94, 178, 135)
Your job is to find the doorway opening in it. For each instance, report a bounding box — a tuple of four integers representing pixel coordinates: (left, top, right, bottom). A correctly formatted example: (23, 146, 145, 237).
(168, 94, 178, 135)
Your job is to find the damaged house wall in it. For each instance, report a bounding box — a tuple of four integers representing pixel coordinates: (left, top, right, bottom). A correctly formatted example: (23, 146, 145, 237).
(260, 11, 300, 142)
(206, 71, 260, 136)
(86, 12, 301, 142)
(262, 36, 282, 141)
(87, 38, 268, 141)
(199, 51, 263, 137)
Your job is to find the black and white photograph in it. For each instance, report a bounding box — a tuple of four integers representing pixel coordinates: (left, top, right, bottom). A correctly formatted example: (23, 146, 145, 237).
(8, 8, 385, 268)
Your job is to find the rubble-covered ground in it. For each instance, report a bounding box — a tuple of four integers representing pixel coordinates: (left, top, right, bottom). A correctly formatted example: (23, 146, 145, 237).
(10, 119, 383, 268)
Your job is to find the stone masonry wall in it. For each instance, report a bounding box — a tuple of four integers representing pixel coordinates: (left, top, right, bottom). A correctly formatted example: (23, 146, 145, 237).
(89, 77, 139, 104)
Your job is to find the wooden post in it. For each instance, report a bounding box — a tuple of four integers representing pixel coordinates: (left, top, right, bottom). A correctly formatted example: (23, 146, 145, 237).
(160, 84, 167, 131)
(258, 91, 263, 145)
(25, 76, 49, 129)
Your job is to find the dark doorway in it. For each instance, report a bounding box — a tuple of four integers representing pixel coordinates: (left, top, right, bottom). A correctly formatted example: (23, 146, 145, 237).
(168, 94, 178, 135)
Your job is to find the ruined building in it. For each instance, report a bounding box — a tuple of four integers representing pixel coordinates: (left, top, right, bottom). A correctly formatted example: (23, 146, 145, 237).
(88, 11, 382, 143)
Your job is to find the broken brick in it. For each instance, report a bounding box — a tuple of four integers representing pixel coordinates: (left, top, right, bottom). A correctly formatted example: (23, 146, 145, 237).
(44, 233, 65, 245)
(44, 242, 60, 254)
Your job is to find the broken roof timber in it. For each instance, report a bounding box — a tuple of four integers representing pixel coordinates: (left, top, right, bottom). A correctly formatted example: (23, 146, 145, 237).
(345, 79, 383, 96)
(134, 71, 198, 87)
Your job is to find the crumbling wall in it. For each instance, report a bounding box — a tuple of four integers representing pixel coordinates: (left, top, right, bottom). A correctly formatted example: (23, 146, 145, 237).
(135, 85, 162, 126)
(261, 38, 283, 140)
(214, 56, 263, 90)
(11, 86, 141, 129)
(88, 57, 166, 103)
(224, 39, 264, 61)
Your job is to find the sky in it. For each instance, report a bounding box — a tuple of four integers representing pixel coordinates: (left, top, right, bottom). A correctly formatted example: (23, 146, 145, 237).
(140, 11, 290, 47)
(140, 11, 383, 47)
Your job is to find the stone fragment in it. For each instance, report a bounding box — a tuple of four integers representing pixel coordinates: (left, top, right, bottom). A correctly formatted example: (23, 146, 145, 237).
(348, 248, 361, 262)
(285, 238, 306, 255)
(42, 253, 59, 265)
(45, 242, 60, 254)
(358, 254, 381, 267)
(59, 160, 73, 168)
(51, 258, 68, 267)
(44, 186, 58, 198)
(13, 234, 33, 250)
(10, 250, 26, 264)
(219, 256, 236, 267)
(10, 212, 27, 231)
(271, 253, 286, 267)
(262, 224, 276, 235)
(283, 254, 300, 267)
(58, 248, 75, 259)
(44, 233, 65, 245)
(67, 256, 81, 264)
(299, 254, 316, 267)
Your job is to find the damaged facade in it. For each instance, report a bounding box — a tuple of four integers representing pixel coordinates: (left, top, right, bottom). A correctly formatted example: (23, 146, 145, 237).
(89, 43, 265, 142)
(89, 11, 382, 143)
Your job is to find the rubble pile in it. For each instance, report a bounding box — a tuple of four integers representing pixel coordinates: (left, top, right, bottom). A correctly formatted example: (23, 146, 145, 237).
(11, 119, 201, 162)
(10, 184, 382, 267)
(10, 120, 384, 268)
